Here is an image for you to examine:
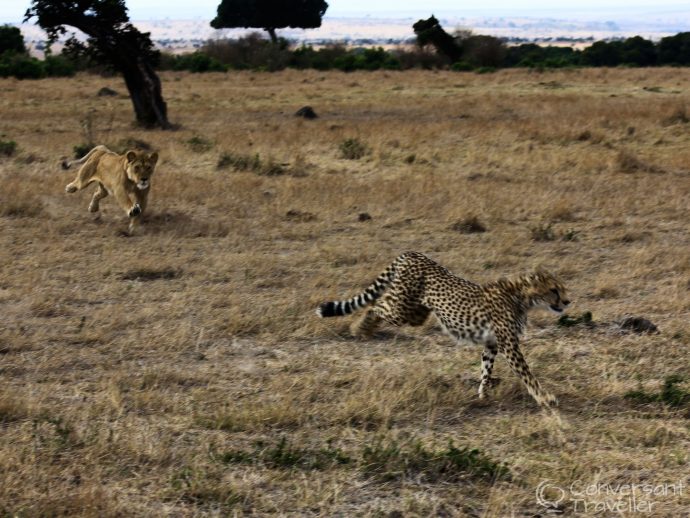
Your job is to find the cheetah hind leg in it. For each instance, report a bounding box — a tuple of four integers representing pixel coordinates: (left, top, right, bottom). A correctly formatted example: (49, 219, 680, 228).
(350, 309, 381, 338)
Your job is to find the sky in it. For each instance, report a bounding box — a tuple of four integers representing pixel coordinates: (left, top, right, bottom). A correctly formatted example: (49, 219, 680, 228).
(4, 1, 690, 24)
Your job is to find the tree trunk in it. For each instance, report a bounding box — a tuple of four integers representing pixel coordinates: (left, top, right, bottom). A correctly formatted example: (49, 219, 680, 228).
(266, 27, 278, 44)
(121, 59, 171, 129)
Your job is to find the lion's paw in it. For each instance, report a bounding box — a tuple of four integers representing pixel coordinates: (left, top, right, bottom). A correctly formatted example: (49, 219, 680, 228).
(65, 184, 77, 193)
(129, 204, 141, 217)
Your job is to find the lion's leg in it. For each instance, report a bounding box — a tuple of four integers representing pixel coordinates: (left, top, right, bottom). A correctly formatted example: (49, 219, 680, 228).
(64, 149, 109, 194)
(126, 191, 148, 235)
(111, 187, 140, 217)
(88, 184, 108, 213)
(65, 162, 97, 193)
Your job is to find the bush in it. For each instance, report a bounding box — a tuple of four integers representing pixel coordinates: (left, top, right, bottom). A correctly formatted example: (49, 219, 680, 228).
(332, 47, 401, 71)
(202, 33, 291, 71)
(0, 139, 17, 157)
(73, 144, 93, 159)
(451, 61, 473, 71)
(339, 138, 368, 160)
(170, 52, 226, 73)
(393, 46, 448, 70)
(44, 55, 76, 77)
(0, 54, 46, 79)
(462, 35, 506, 68)
(291, 44, 348, 70)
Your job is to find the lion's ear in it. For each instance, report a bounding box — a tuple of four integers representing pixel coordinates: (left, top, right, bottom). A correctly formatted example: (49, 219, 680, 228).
(125, 151, 137, 163)
(149, 151, 159, 165)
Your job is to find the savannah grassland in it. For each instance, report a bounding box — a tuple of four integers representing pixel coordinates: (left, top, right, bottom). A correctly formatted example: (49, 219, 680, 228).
(0, 67, 689, 517)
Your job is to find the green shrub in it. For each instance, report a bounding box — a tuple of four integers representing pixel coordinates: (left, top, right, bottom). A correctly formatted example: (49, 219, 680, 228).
(361, 437, 510, 482)
(172, 52, 226, 73)
(73, 144, 93, 159)
(339, 138, 368, 160)
(625, 375, 690, 408)
(44, 55, 76, 77)
(3, 55, 46, 79)
(451, 61, 473, 71)
(0, 139, 17, 157)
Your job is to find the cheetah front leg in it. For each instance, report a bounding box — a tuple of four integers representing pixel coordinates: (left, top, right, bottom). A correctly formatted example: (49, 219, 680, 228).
(478, 343, 499, 399)
(501, 337, 557, 409)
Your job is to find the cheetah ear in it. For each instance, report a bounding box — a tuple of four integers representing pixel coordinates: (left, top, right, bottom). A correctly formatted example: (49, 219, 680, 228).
(125, 150, 137, 163)
(148, 151, 159, 165)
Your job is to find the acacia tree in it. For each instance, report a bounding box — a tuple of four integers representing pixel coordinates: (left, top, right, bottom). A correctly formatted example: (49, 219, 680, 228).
(211, 0, 328, 44)
(413, 16, 462, 63)
(25, 0, 170, 129)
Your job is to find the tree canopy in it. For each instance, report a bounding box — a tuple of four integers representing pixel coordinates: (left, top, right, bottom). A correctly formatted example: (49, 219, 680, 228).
(25, 0, 170, 129)
(211, 0, 328, 43)
(0, 25, 26, 55)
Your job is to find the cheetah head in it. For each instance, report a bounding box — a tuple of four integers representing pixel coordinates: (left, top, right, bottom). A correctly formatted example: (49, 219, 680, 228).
(524, 270, 571, 313)
(125, 150, 158, 191)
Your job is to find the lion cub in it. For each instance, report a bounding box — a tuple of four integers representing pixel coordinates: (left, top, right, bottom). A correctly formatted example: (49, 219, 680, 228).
(63, 145, 158, 234)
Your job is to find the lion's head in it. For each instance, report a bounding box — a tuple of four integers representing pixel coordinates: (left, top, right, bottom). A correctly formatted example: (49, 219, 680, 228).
(125, 150, 158, 190)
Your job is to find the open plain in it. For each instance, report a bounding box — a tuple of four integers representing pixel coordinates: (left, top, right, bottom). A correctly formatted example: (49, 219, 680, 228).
(0, 68, 689, 516)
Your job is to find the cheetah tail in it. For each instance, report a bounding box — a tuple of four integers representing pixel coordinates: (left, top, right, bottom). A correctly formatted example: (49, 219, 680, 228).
(316, 260, 397, 318)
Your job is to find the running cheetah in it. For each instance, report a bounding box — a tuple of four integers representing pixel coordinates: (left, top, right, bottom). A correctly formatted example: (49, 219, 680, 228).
(316, 251, 570, 409)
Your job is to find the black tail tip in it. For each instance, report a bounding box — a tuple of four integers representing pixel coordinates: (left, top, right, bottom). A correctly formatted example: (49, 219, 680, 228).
(61, 160, 71, 170)
(316, 301, 339, 317)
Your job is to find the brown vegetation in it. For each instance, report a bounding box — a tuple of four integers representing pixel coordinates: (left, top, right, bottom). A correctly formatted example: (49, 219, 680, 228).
(0, 68, 688, 516)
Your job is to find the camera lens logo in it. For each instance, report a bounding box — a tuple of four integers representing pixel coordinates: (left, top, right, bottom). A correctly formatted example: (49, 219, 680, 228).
(536, 480, 566, 512)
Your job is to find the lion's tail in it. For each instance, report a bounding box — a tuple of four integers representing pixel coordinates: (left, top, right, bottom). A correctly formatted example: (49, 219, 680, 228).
(62, 145, 107, 170)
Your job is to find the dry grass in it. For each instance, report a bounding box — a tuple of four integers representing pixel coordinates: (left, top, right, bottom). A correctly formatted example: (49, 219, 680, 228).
(1, 67, 689, 516)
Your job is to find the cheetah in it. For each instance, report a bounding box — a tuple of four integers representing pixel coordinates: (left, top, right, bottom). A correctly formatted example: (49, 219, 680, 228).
(316, 251, 570, 409)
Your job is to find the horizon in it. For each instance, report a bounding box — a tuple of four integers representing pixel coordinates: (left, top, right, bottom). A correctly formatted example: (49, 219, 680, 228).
(4, 1, 690, 24)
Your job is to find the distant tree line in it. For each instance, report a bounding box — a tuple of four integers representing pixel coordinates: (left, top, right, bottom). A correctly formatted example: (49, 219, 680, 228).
(158, 29, 690, 73)
(3, 22, 690, 79)
(0, 24, 75, 79)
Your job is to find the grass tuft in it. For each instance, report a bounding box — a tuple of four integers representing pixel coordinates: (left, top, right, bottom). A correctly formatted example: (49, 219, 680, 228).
(119, 268, 181, 281)
(339, 138, 368, 160)
(218, 437, 351, 471)
(361, 437, 510, 482)
(451, 215, 487, 234)
(529, 222, 556, 242)
(187, 136, 213, 153)
(625, 375, 690, 408)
